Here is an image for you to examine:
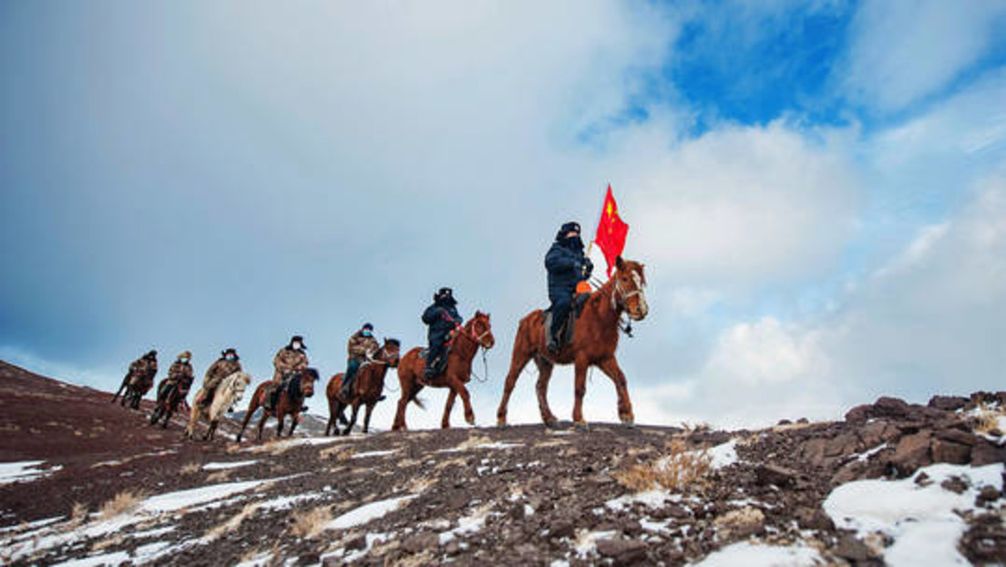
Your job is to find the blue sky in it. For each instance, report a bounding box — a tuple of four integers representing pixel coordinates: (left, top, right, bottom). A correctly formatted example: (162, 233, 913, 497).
(2, 0, 1005, 428)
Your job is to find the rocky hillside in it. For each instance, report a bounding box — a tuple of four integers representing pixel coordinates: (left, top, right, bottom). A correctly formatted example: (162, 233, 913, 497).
(0, 360, 1003, 566)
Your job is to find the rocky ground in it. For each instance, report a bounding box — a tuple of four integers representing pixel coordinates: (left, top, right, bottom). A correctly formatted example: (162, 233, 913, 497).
(0, 360, 1004, 566)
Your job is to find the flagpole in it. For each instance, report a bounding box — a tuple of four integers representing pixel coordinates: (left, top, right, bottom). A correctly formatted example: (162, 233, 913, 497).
(586, 182, 609, 285)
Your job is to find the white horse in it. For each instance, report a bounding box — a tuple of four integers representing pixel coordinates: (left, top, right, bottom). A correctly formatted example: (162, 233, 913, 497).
(184, 371, 251, 441)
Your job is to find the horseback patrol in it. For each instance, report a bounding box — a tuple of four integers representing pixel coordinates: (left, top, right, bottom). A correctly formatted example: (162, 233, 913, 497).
(157, 350, 194, 404)
(340, 323, 382, 400)
(421, 287, 464, 381)
(192, 348, 242, 409)
(269, 335, 309, 412)
(545, 221, 594, 353)
(113, 349, 159, 408)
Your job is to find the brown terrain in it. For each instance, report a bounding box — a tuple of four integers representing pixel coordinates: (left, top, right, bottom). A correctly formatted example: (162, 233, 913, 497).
(0, 360, 1003, 566)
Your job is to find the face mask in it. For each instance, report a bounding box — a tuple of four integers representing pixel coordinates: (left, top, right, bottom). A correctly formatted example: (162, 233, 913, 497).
(292, 342, 303, 350)
(180, 358, 189, 364)
(361, 330, 372, 337)
(226, 354, 236, 361)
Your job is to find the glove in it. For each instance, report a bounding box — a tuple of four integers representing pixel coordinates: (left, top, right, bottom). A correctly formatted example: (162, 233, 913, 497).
(582, 257, 594, 279)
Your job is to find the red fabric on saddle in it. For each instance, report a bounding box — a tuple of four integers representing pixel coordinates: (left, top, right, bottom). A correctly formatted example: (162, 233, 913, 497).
(593, 185, 629, 276)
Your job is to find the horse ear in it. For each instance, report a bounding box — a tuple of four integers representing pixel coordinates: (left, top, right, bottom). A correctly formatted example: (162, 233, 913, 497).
(616, 256, 625, 270)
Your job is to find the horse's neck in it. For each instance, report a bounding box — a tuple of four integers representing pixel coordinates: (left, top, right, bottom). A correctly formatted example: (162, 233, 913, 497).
(452, 325, 479, 362)
(588, 281, 623, 327)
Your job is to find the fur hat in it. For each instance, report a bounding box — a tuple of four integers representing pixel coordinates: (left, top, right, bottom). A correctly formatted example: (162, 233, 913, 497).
(178, 350, 192, 360)
(290, 335, 307, 350)
(221, 348, 239, 359)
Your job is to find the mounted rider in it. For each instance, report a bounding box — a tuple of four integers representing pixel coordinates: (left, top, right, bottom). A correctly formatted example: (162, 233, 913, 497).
(157, 350, 194, 402)
(193, 348, 241, 408)
(340, 323, 380, 399)
(270, 335, 309, 411)
(127, 349, 158, 395)
(422, 287, 463, 381)
(545, 221, 593, 353)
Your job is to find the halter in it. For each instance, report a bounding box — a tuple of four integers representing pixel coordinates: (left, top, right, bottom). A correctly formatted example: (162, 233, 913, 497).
(611, 274, 645, 311)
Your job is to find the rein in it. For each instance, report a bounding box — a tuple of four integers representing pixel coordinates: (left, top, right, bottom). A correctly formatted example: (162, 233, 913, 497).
(604, 278, 640, 338)
(454, 320, 492, 383)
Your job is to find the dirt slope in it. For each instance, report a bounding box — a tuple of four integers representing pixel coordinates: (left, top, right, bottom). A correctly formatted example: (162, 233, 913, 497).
(0, 360, 1003, 566)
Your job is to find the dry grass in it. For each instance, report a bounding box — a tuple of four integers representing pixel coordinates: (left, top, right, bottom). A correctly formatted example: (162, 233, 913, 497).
(206, 502, 261, 540)
(973, 403, 1005, 436)
(289, 505, 332, 539)
(98, 490, 145, 520)
(453, 434, 493, 451)
(180, 462, 201, 475)
(67, 502, 88, 527)
(206, 469, 232, 483)
(613, 440, 711, 492)
(320, 445, 355, 460)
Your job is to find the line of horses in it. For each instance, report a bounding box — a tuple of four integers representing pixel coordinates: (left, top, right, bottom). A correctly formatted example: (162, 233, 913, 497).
(156, 257, 648, 442)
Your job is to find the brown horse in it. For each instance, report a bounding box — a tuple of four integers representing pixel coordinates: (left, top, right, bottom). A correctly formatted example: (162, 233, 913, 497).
(496, 256, 649, 429)
(236, 368, 318, 442)
(325, 338, 401, 436)
(393, 311, 495, 431)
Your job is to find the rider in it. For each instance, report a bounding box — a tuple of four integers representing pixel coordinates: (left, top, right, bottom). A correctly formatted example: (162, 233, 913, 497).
(158, 350, 194, 402)
(193, 348, 241, 408)
(422, 287, 463, 381)
(270, 335, 309, 410)
(545, 221, 593, 353)
(125, 350, 158, 406)
(340, 323, 380, 399)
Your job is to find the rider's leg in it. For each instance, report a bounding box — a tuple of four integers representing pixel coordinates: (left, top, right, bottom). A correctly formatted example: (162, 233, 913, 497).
(548, 293, 572, 351)
(340, 358, 361, 398)
(425, 340, 446, 380)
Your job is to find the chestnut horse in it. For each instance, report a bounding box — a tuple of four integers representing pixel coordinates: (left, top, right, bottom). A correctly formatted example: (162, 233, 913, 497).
(496, 256, 648, 429)
(325, 338, 401, 436)
(393, 311, 495, 430)
(236, 368, 318, 442)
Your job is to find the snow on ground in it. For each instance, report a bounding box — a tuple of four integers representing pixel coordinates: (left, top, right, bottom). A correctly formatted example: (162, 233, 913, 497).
(202, 460, 258, 471)
(438, 505, 492, 545)
(824, 462, 1004, 567)
(692, 541, 823, 566)
(0, 460, 62, 485)
(141, 478, 275, 513)
(707, 439, 738, 469)
(351, 450, 399, 459)
(855, 443, 888, 462)
(255, 492, 323, 511)
(240, 436, 349, 453)
(327, 495, 417, 530)
(605, 489, 681, 512)
(52, 549, 131, 567)
(573, 529, 618, 557)
(437, 441, 522, 453)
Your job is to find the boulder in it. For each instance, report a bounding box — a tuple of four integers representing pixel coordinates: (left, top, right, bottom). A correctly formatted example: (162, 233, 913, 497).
(795, 507, 835, 531)
(890, 431, 932, 475)
(931, 438, 971, 465)
(713, 507, 765, 540)
(833, 534, 873, 562)
(755, 464, 797, 487)
(401, 532, 438, 554)
(596, 538, 648, 565)
(928, 395, 969, 411)
(971, 443, 1006, 467)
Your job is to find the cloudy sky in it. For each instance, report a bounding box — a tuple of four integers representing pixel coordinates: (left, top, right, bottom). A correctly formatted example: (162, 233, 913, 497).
(2, 1, 1004, 429)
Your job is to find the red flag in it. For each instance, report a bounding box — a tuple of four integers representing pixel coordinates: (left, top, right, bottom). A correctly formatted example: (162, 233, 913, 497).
(593, 185, 629, 277)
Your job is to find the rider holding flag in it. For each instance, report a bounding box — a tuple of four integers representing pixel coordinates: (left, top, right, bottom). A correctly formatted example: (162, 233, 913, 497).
(545, 221, 593, 353)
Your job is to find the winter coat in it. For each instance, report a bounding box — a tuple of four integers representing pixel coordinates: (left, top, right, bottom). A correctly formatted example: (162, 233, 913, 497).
(422, 302, 463, 345)
(127, 357, 157, 387)
(166, 361, 194, 393)
(204, 358, 242, 390)
(545, 237, 593, 301)
(347, 331, 380, 361)
(273, 346, 308, 383)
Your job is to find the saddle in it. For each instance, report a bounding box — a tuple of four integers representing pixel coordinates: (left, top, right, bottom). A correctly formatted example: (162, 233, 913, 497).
(544, 293, 591, 348)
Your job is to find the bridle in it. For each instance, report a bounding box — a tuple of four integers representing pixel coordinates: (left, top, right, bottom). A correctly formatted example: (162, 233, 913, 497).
(455, 317, 493, 383)
(611, 272, 645, 312)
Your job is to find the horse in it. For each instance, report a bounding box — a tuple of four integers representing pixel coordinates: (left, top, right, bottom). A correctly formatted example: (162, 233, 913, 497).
(184, 371, 251, 441)
(148, 379, 191, 429)
(393, 311, 495, 431)
(496, 256, 649, 430)
(325, 339, 401, 436)
(236, 368, 318, 442)
(112, 373, 153, 409)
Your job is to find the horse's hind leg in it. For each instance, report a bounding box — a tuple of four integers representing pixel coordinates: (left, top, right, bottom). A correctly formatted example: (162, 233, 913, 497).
(442, 389, 457, 429)
(597, 357, 634, 425)
(363, 403, 375, 434)
(496, 326, 534, 427)
(392, 376, 412, 432)
(287, 413, 299, 437)
(571, 359, 589, 429)
(534, 357, 558, 427)
(453, 380, 475, 426)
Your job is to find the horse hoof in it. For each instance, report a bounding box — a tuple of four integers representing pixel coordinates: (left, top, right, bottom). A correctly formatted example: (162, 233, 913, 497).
(496, 418, 508, 429)
(574, 420, 590, 432)
(465, 416, 475, 426)
(543, 419, 558, 429)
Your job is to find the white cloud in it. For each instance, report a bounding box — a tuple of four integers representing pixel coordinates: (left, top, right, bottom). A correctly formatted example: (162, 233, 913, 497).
(841, 0, 1006, 112)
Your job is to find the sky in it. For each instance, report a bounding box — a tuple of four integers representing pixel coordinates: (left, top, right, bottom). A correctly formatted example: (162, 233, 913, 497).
(2, 0, 1005, 430)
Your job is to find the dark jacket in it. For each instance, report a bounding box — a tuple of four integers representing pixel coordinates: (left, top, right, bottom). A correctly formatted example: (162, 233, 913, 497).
(545, 237, 592, 300)
(422, 301, 463, 344)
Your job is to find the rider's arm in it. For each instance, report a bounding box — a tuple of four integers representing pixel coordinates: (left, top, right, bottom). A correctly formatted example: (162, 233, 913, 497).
(545, 245, 577, 273)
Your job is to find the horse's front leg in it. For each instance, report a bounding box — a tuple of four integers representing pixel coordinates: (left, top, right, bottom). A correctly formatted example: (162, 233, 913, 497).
(343, 403, 361, 436)
(597, 356, 634, 425)
(276, 413, 285, 438)
(534, 357, 558, 427)
(441, 389, 457, 429)
(256, 411, 268, 442)
(571, 358, 589, 429)
(287, 412, 299, 437)
(453, 377, 475, 426)
(363, 402, 375, 434)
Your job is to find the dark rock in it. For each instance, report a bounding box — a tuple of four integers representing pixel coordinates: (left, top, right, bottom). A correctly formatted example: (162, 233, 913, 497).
(296, 553, 320, 566)
(971, 443, 1006, 466)
(940, 476, 968, 494)
(915, 471, 932, 486)
(596, 538, 648, 564)
(508, 502, 525, 521)
(401, 532, 438, 554)
(619, 518, 643, 537)
(928, 395, 969, 411)
(777, 419, 792, 426)
(548, 517, 575, 540)
(890, 431, 932, 475)
(345, 534, 367, 551)
(795, 507, 834, 531)
(976, 485, 1000, 504)
(755, 464, 797, 487)
(934, 428, 979, 446)
(826, 433, 862, 457)
(834, 534, 872, 562)
(931, 438, 971, 464)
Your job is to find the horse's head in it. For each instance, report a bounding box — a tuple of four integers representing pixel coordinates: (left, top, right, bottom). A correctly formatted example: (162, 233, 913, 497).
(379, 338, 401, 368)
(613, 256, 649, 321)
(466, 311, 495, 349)
(299, 368, 319, 398)
(228, 372, 251, 404)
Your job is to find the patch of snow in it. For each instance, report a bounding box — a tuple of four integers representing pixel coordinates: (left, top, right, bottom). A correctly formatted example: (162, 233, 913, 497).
(573, 529, 617, 557)
(856, 443, 889, 462)
(352, 450, 398, 459)
(0, 460, 62, 485)
(328, 495, 417, 530)
(438, 506, 491, 544)
(141, 479, 273, 513)
(640, 518, 671, 533)
(240, 436, 347, 453)
(707, 439, 738, 469)
(0, 515, 61, 534)
(255, 492, 323, 511)
(129, 525, 176, 539)
(202, 460, 258, 471)
(133, 540, 173, 561)
(606, 489, 680, 511)
(52, 550, 131, 567)
(235, 551, 274, 567)
(693, 541, 823, 566)
(824, 462, 1005, 567)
